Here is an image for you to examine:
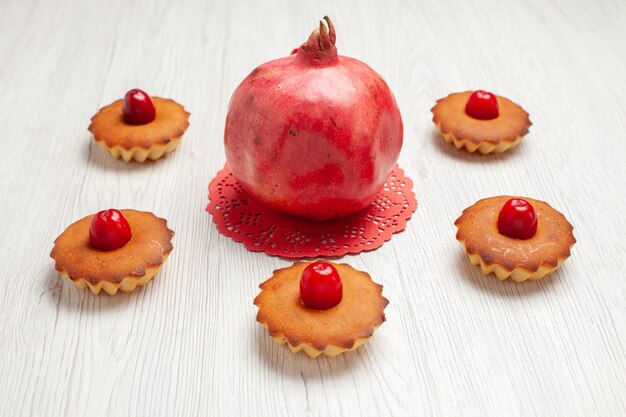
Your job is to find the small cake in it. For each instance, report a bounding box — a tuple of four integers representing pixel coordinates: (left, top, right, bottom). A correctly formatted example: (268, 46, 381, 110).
(455, 196, 576, 282)
(89, 89, 190, 162)
(431, 90, 531, 154)
(254, 261, 388, 357)
(51, 209, 174, 294)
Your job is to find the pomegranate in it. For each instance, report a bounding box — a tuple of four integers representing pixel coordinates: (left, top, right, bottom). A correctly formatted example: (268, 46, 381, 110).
(224, 16, 403, 220)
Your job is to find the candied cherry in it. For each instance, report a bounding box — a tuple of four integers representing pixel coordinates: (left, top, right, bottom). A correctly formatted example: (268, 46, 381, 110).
(123, 89, 156, 125)
(497, 198, 537, 239)
(89, 209, 132, 251)
(300, 261, 343, 310)
(465, 90, 499, 120)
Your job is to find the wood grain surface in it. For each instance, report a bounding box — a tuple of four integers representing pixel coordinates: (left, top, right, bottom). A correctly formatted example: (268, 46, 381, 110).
(0, 0, 625, 416)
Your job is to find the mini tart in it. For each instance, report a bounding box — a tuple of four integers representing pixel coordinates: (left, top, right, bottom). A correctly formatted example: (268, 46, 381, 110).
(89, 97, 189, 162)
(254, 262, 388, 357)
(431, 91, 531, 154)
(50, 210, 174, 295)
(455, 196, 575, 282)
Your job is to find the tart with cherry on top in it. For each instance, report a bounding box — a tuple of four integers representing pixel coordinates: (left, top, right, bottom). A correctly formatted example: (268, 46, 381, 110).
(89, 89, 190, 162)
(431, 90, 531, 154)
(254, 261, 388, 357)
(455, 196, 576, 282)
(50, 209, 174, 294)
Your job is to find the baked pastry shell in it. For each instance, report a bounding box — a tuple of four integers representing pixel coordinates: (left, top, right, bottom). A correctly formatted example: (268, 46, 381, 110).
(254, 262, 388, 357)
(455, 196, 576, 282)
(89, 97, 190, 162)
(50, 209, 174, 294)
(431, 91, 531, 154)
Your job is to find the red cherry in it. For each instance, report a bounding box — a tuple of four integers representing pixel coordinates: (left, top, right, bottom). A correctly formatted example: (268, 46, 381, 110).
(497, 198, 538, 239)
(300, 261, 343, 310)
(465, 90, 499, 120)
(89, 209, 132, 251)
(123, 89, 156, 125)
(291, 48, 299, 55)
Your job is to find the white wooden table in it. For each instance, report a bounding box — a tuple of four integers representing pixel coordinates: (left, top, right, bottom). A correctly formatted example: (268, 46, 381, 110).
(1, 0, 625, 415)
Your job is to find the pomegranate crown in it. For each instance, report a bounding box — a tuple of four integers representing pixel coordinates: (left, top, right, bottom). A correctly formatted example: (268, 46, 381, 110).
(296, 16, 339, 66)
(302, 16, 336, 51)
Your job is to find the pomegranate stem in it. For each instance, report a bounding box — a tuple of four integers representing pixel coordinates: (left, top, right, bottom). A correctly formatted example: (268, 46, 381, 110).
(324, 16, 336, 45)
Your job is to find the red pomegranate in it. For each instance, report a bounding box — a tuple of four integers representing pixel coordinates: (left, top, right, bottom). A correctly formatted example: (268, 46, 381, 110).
(224, 16, 403, 220)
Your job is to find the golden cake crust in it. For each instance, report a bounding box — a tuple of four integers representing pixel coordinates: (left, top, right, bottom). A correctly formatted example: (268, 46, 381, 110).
(431, 91, 531, 154)
(51, 210, 174, 293)
(88, 97, 189, 161)
(254, 262, 388, 357)
(455, 196, 576, 281)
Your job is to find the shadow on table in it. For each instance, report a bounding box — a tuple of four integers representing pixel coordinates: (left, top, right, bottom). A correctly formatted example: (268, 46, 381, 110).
(253, 325, 373, 378)
(453, 250, 562, 297)
(430, 130, 523, 162)
(83, 135, 171, 172)
(44, 268, 148, 312)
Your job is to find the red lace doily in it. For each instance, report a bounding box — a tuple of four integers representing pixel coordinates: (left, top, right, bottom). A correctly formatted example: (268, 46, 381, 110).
(206, 164, 417, 258)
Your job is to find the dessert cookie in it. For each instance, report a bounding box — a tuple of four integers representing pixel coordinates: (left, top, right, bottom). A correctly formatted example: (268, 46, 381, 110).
(89, 89, 189, 162)
(455, 196, 575, 282)
(254, 261, 388, 357)
(432, 90, 531, 154)
(51, 209, 174, 294)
